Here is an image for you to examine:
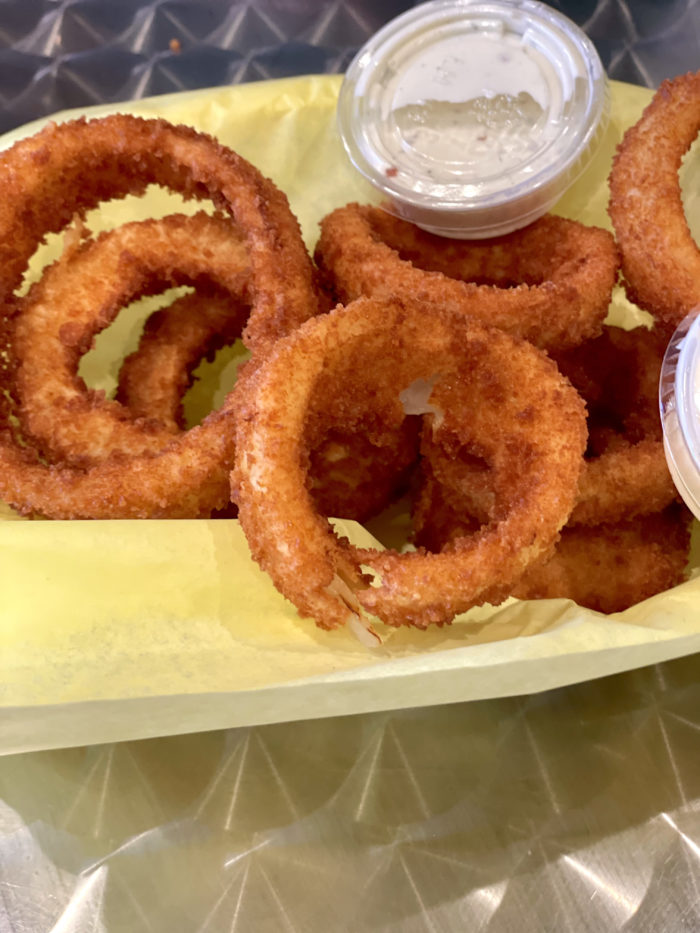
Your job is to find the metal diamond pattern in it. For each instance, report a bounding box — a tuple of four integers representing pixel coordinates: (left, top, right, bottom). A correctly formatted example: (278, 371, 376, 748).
(1, 0, 700, 134)
(2, 1, 700, 929)
(1, 655, 700, 929)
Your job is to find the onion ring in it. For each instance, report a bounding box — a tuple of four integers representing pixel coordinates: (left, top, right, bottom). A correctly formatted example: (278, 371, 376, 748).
(231, 296, 587, 631)
(314, 204, 619, 351)
(13, 212, 250, 465)
(0, 113, 320, 518)
(511, 506, 692, 613)
(414, 473, 691, 614)
(0, 113, 318, 357)
(114, 246, 418, 522)
(116, 289, 245, 432)
(553, 324, 678, 525)
(609, 71, 700, 327)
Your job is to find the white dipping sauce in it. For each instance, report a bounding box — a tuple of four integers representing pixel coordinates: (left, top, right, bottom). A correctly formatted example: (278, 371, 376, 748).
(338, 0, 609, 238)
(387, 32, 554, 184)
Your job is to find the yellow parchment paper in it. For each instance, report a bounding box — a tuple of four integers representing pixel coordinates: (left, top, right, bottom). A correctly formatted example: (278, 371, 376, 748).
(2, 76, 699, 756)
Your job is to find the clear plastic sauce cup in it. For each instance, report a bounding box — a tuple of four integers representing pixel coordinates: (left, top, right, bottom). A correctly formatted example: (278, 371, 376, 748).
(338, 0, 610, 238)
(660, 310, 700, 520)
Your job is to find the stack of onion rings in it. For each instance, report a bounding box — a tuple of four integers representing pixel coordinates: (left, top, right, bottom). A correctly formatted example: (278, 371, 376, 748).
(2, 117, 410, 520)
(0, 99, 691, 628)
(0, 113, 321, 518)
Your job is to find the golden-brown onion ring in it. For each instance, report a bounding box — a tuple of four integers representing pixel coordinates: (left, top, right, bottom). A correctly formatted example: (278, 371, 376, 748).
(553, 325, 678, 525)
(0, 113, 320, 518)
(609, 71, 700, 327)
(511, 506, 692, 613)
(117, 289, 245, 432)
(231, 297, 587, 632)
(0, 394, 237, 519)
(13, 212, 249, 465)
(0, 113, 318, 357)
(314, 204, 619, 350)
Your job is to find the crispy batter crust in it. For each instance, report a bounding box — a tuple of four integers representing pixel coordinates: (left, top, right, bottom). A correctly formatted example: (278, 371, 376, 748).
(315, 204, 619, 351)
(14, 213, 250, 465)
(0, 113, 318, 354)
(553, 325, 678, 524)
(414, 473, 691, 615)
(512, 507, 692, 613)
(232, 297, 587, 630)
(0, 114, 320, 518)
(609, 71, 700, 326)
(0, 396, 238, 519)
(117, 287, 247, 432)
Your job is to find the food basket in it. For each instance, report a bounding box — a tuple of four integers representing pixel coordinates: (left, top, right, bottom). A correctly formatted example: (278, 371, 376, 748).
(2, 3, 700, 931)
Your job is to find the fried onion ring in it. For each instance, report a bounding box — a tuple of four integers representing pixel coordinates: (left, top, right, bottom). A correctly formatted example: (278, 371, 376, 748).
(231, 296, 587, 631)
(553, 324, 678, 525)
(0, 113, 320, 518)
(511, 506, 692, 613)
(609, 71, 700, 327)
(314, 204, 619, 351)
(0, 113, 318, 357)
(116, 288, 245, 432)
(414, 473, 691, 614)
(13, 212, 251, 465)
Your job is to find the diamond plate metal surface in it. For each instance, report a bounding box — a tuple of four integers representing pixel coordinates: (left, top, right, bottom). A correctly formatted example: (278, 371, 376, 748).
(1, 0, 700, 134)
(2, 1, 700, 930)
(1, 655, 700, 931)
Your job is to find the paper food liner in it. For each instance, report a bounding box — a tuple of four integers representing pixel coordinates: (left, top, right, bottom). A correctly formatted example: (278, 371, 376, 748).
(2, 76, 700, 756)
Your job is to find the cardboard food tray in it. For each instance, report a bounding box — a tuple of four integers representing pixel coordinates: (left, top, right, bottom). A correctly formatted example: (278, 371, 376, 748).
(2, 75, 699, 756)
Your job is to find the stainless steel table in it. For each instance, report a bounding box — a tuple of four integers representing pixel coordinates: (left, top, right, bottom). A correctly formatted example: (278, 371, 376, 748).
(2, 2, 700, 930)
